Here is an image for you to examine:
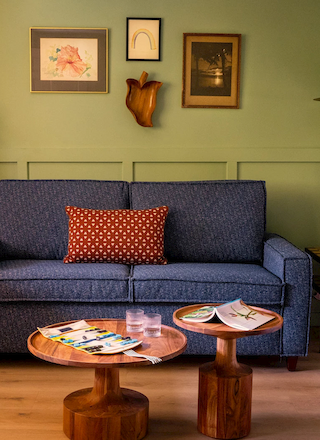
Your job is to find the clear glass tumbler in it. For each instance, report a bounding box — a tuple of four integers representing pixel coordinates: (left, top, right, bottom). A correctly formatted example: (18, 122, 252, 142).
(126, 309, 144, 332)
(143, 313, 161, 337)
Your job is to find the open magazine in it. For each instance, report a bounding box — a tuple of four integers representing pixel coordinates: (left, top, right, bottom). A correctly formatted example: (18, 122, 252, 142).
(180, 299, 275, 331)
(38, 320, 142, 355)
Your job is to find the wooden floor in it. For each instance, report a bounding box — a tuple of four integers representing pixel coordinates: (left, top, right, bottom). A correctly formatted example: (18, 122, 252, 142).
(1, 328, 319, 440)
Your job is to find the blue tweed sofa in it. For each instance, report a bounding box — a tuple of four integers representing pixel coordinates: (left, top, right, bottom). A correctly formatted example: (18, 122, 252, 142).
(0, 179, 312, 370)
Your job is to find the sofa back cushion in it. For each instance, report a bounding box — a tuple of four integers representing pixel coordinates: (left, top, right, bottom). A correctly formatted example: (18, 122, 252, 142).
(0, 180, 129, 260)
(130, 180, 266, 263)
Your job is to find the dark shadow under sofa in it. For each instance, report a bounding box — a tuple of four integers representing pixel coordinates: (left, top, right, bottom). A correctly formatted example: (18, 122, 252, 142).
(0, 179, 312, 370)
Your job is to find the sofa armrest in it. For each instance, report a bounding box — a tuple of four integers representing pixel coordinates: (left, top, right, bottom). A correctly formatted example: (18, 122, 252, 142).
(263, 233, 313, 357)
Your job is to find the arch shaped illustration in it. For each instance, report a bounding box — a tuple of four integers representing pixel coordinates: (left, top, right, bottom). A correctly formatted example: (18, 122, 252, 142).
(131, 29, 157, 50)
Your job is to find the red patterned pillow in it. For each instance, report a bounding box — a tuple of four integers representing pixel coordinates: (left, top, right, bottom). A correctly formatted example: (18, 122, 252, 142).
(63, 205, 169, 265)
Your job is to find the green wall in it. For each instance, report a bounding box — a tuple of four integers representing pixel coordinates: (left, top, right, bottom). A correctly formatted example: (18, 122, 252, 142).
(1, 0, 320, 251)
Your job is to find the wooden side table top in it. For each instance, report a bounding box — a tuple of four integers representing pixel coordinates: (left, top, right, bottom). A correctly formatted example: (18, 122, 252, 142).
(173, 304, 283, 340)
(27, 318, 187, 368)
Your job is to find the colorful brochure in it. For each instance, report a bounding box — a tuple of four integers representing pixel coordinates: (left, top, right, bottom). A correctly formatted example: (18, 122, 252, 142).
(38, 320, 142, 354)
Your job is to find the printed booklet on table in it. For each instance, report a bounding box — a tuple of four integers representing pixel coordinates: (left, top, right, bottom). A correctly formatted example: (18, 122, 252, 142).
(38, 320, 142, 355)
(180, 299, 275, 330)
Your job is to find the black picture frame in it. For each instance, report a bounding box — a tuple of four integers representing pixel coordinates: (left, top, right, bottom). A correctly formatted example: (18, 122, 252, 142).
(126, 18, 161, 61)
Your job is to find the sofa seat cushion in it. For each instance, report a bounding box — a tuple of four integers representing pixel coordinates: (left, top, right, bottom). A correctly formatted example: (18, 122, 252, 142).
(132, 263, 284, 305)
(131, 181, 266, 263)
(0, 260, 130, 302)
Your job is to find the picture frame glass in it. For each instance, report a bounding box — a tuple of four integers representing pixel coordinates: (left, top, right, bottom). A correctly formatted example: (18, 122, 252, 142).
(40, 38, 99, 82)
(127, 18, 161, 61)
(182, 33, 241, 108)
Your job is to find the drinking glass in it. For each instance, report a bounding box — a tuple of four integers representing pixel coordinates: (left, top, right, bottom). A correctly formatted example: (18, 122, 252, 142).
(143, 313, 161, 337)
(126, 309, 144, 332)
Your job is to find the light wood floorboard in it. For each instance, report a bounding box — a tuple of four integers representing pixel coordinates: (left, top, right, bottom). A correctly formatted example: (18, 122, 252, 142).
(1, 328, 319, 440)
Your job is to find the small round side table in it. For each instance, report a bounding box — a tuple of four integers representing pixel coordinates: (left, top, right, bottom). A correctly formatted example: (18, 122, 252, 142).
(173, 304, 283, 440)
(28, 318, 187, 440)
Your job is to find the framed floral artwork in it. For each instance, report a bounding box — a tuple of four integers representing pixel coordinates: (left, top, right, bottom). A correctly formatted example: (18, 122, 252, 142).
(182, 33, 241, 108)
(126, 18, 161, 61)
(30, 27, 108, 93)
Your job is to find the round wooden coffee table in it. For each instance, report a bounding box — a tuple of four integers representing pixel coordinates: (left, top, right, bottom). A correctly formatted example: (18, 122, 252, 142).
(28, 318, 187, 440)
(173, 304, 283, 440)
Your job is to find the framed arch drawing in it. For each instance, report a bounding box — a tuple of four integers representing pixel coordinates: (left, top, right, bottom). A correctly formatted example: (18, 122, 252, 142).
(126, 18, 161, 61)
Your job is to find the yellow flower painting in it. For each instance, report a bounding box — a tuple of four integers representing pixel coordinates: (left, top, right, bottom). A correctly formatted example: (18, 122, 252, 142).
(40, 38, 98, 81)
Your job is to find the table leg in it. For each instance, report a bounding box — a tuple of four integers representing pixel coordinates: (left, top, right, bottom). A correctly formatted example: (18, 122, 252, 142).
(63, 367, 149, 440)
(198, 337, 252, 439)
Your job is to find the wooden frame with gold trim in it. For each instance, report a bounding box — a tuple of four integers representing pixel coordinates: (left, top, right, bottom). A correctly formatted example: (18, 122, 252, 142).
(182, 33, 241, 108)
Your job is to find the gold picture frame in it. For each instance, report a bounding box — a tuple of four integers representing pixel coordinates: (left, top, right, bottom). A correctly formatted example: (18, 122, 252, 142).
(30, 27, 108, 93)
(182, 33, 241, 108)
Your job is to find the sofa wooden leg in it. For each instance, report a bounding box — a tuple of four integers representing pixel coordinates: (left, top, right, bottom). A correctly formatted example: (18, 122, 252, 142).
(287, 356, 298, 371)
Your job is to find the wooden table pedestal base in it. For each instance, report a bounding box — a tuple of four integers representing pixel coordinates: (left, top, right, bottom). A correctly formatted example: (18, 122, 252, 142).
(63, 368, 148, 440)
(198, 338, 252, 440)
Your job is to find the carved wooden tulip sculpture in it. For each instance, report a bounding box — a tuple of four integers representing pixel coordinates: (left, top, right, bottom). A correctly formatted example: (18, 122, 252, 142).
(126, 71, 163, 127)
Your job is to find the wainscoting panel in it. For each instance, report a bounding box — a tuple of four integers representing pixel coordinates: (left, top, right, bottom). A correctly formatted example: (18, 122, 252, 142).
(238, 162, 320, 249)
(0, 162, 18, 179)
(133, 162, 227, 181)
(28, 162, 123, 180)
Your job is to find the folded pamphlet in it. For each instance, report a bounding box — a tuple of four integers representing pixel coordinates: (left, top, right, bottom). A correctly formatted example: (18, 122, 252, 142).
(38, 320, 142, 354)
(180, 299, 275, 331)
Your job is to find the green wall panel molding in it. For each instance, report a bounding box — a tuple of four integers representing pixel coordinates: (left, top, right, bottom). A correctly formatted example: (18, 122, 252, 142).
(28, 162, 122, 180)
(133, 162, 226, 182)
(0, 163, 18, 179)
(238, 162, 320, 250)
